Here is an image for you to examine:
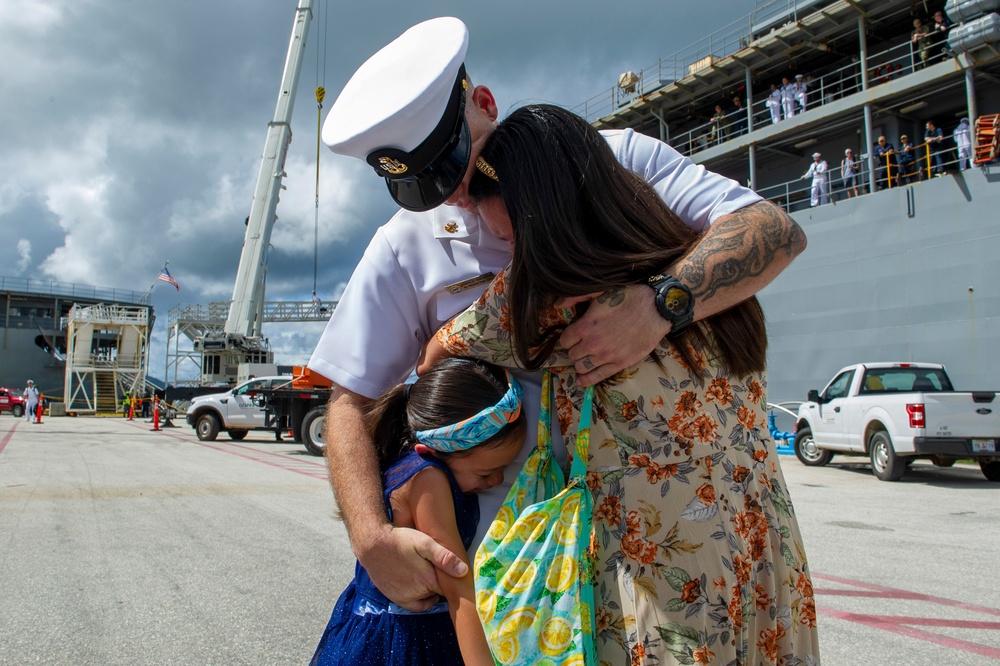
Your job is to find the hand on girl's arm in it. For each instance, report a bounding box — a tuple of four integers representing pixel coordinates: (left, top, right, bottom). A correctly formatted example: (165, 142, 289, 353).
(324, 388, 467, 611)
(409, 467, 495, 666)
(558, 200, 806, 386)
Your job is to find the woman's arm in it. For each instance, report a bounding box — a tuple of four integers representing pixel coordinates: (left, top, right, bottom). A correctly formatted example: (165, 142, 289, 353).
(416, 332, 454, 376)
(558, 200, 806, 385)
(419, 267, 573, 374)
(407, 468, 495, 666)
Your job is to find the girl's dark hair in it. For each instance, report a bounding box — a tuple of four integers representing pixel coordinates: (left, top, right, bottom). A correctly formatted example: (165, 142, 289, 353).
(367, 358, 526, 472)
(468, 104, 766, 377)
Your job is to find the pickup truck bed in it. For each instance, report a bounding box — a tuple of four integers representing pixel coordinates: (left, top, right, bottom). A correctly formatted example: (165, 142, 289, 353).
(795, 363, 1000, 481)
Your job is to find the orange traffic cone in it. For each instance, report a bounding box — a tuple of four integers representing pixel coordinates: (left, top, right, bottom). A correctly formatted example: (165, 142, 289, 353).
(151, 396, 161, 431)
(128, 396, 135, 421)
(35, 393, 43, 424)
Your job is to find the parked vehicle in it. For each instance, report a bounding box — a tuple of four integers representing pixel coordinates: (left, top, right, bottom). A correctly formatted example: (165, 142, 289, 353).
(0, 388, 26, 417)
(795, 362, 1000, 481)
(185, 375, 291, 441)
(256, 366, 333, 457)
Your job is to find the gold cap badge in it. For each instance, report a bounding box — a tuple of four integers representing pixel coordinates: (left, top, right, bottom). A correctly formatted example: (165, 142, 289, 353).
(377, 156, 408, 175)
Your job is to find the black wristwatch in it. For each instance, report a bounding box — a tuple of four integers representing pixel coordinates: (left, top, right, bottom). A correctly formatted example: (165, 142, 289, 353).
(647, 274, 694, 336)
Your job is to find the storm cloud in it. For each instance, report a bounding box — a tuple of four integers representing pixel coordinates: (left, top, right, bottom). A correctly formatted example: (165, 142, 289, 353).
(1, 0, 752, 378)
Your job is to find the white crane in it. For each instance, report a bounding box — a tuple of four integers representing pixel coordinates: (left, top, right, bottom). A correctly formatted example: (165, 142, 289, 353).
(198, 0, 315, 383)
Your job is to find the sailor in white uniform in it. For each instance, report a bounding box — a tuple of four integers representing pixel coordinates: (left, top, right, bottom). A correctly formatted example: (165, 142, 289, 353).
(793, 73, 808, 113)
(781, 76, 797, 119)
(766, 83, 782, 124)
(953, 117, 972, 170)
(801, 152, 829, 206)
(23, 379, 39, 423)
(306, 16, 805, 612)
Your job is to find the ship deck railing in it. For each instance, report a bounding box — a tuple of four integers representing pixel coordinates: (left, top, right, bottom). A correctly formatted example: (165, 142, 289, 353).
(571, 0, 839, 123)
(0, 276, 149, 305)
(667, 39, 939, 158)
(758, 141, 973, 213)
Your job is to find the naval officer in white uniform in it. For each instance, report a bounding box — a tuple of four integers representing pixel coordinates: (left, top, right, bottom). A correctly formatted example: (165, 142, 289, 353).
(308, 16, 807, 612)
(801, 151, 830, 207)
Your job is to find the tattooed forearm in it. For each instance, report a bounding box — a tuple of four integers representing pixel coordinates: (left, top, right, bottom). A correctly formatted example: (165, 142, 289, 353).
(674, 201, 806, 303)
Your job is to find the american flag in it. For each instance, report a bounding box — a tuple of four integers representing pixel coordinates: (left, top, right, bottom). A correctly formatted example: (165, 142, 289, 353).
(157, 267, 180, 291)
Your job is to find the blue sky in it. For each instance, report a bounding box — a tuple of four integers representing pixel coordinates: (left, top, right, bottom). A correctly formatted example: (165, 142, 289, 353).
(1, 0, 756, 379)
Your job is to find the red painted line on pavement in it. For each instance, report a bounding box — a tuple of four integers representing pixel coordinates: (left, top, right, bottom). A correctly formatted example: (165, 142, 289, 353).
(0, 421, 19, 454)
(124, 420, 329, 481)
(196, 441, 330, 481)
(817, 607, 1000, 660)
(815, 589, 919, 599)
(875, 617, 1000, 630)
(813, 572, 1000, 618)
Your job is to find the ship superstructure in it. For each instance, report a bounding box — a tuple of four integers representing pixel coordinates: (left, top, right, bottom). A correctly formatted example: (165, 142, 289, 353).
(579, 0, 1000, 401)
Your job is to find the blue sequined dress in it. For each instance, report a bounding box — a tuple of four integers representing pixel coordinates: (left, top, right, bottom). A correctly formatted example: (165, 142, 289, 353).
(310, 450, 480, 665)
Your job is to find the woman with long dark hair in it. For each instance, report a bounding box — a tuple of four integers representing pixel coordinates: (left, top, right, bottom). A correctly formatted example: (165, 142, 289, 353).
(423, 104, 819, 665)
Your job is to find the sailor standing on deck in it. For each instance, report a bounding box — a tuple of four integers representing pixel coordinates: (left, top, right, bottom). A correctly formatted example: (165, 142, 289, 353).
(793, 73, 808, 113)
(954, 117, 972, 170)
(766, 83, 782, 124)
(801, 152, 829, 206)
(23, 380, 39, 423)
(780, 76, 797, 119)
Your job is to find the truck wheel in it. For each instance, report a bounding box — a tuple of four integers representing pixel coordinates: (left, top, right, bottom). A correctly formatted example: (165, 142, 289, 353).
(301, 407, 326, 457)
(228, 430, 248, 441)
(869, 431, 906, 481)
(12, 405, 24, 418)
(980, 460, 1000, 482)
(196, 414, 220, 441)
(793, 428, 832, 466)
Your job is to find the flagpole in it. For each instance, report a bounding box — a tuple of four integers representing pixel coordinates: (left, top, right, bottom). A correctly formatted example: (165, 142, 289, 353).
(142, 261, 170, 302)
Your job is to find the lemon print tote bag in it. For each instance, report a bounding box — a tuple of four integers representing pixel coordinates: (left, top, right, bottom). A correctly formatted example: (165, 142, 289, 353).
(474, 371, 597, 666)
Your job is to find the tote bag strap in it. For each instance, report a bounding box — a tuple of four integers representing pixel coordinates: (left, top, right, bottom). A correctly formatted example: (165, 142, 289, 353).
(539, 371, 595, 482)
(569, 385, 595, 481)
(537, 370, 554, 455)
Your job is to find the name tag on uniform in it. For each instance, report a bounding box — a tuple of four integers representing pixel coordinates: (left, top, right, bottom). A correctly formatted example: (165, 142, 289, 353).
(445, 272, 495, 295)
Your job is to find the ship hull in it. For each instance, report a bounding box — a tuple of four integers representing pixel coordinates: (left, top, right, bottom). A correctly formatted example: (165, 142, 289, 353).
(763, 167, 1000, 403)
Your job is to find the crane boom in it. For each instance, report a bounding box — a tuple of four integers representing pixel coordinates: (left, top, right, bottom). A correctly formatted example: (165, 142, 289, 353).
(226, 0, 314, 339)
(196, 0, 315, 384)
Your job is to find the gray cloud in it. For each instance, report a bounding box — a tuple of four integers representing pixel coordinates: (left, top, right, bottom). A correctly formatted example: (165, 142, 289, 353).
(3, 0, 751, 381)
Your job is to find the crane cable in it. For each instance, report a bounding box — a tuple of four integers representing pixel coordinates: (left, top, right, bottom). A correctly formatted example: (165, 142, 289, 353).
(313, 0, 329, 296)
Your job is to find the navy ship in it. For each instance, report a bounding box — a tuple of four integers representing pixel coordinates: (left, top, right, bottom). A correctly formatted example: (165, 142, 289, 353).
(0, 276, 151, 399)
(576, 0, 1000, 402)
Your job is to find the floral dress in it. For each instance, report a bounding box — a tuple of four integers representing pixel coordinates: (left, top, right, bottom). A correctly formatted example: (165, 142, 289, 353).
(437, 267, 820, 666)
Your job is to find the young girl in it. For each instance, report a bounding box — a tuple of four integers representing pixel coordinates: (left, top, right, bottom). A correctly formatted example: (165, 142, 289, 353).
(310, 358, 525, 666)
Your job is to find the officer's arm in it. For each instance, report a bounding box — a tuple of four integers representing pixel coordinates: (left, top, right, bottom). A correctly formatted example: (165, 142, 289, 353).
(324, 386, 468, 610)
(559, 200, 806, 385)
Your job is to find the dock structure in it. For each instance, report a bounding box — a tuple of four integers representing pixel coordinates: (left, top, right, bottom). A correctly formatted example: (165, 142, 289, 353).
(63, 303, 152, 415)
(164, 300, 337, 388)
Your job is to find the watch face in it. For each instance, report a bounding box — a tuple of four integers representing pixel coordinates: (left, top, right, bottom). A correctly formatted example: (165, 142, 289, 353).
(664, 285, 691, 314)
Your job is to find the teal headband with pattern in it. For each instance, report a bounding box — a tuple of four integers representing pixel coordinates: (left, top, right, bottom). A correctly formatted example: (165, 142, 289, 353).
(414, 372, 523, 452)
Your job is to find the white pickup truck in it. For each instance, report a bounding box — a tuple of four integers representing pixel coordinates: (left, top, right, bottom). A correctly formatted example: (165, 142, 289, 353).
(185, 376, 291, 441)
(794, 362, 1000, 481)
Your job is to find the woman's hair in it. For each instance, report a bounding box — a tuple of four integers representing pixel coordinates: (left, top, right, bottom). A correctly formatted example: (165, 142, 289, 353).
(468, 103, 766, 377)
(367, 358, 526, 473)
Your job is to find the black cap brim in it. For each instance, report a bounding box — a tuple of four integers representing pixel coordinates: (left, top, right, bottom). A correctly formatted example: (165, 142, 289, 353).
(385, 118, 471, 212)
